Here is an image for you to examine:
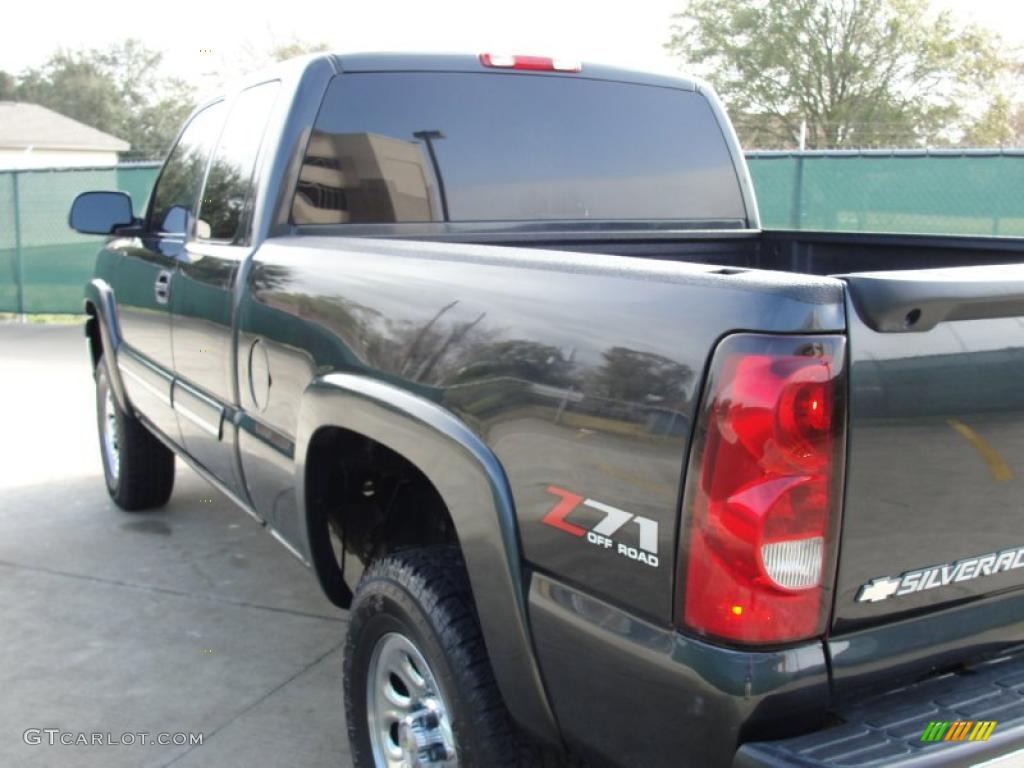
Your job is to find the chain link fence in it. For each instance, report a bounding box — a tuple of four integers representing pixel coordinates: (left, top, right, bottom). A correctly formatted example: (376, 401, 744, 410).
(1, 151, 1023, 314)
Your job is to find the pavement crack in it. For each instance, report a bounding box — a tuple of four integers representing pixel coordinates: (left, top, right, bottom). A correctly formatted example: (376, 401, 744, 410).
(159, 639, 345, 767)
(0, 559, 345, 623)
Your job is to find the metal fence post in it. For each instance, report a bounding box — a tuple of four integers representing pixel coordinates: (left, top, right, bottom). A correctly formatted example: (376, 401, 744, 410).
(790, 154, 805, 230)
(11, 171, 25, 321)
(992, 153, 1002, 236)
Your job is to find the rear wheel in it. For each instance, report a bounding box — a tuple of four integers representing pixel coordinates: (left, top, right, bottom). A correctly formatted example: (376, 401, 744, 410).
(344, 549, 572, 767)
(366, 630, 457, 766)
(95, 354, 175, 511)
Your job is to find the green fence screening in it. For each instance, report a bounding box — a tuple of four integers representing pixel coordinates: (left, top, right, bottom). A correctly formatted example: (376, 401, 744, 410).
(747, 150, 1024, 236)
(0, 164, 159, 314)
(1, 153, 1023, 314)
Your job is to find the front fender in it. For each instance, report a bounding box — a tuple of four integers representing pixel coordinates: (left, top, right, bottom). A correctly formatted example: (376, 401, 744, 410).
(295, 373, 560, 745)
(84, 278, 127, 411)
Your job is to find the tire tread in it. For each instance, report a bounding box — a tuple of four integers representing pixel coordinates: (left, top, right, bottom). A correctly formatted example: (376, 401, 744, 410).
(96, 355, 175, 511)
(344, 548, 579, 767)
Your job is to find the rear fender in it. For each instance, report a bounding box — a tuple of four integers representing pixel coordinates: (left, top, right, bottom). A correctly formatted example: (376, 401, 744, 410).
(294, 373, 560, 745)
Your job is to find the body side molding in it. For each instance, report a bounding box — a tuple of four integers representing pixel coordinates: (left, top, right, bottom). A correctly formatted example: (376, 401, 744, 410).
(294, 373, 560, 745)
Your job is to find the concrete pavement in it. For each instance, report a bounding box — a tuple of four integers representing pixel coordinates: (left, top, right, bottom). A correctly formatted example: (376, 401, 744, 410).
(0, 322, 351, 768)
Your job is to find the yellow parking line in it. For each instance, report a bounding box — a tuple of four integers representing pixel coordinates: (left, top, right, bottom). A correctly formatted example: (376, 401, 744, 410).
(947, 418, 1013, 482)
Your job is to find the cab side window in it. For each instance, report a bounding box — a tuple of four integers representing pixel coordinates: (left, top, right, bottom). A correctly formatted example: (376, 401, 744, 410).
(197, 82, 280, 243)
(148, 102, 226, 235)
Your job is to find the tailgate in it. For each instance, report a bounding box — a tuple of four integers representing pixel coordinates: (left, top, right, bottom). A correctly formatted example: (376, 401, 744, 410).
(834, 265, 1024, 631)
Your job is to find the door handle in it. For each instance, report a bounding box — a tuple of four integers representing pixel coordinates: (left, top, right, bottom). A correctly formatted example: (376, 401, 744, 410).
(154, 270, 172, 305)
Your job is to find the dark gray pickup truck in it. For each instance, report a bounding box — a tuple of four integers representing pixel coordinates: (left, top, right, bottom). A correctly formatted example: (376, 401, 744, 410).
(70, 52, 1024, 767)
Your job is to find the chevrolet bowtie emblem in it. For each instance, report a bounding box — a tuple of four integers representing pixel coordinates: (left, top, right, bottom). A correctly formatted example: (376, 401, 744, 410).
(856, 576, 902, 603)
(855, 545, 1024, 603)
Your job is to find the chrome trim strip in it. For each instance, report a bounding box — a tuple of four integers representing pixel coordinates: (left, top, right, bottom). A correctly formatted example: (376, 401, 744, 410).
(174, 402, 221, 439)
(268, 527, 309, 565)
(172, 378, 222, 410)
(139, 411, 284, 557)
(119, 365, 171, 407)
(132, 409, 307, 567)
(171, 379, 225, 439)
(130, 411, 305, 569)
(135, 411, 267, 530)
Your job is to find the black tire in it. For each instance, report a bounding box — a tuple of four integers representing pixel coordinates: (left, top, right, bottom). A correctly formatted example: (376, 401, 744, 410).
(344, 548, 572, 767)
(95, 354, 175, 511)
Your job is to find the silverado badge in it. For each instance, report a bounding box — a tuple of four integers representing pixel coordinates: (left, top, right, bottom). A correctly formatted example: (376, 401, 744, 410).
(856, 545, 1024, 602)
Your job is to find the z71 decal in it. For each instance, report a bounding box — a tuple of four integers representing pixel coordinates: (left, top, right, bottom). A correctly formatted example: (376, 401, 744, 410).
(542, 486, 660, 568)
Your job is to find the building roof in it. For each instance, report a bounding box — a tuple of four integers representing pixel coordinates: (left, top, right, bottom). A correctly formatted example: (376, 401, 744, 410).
(0, 102, 130, 152)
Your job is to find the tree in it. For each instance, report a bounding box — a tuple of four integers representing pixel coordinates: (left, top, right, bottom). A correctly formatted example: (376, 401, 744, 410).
(963, 95, 1019, 147)
(667, 0, 1005, 149)
(964, 58, 1024, 147)
(13, 40, 195, 160)
(0, 71, 16, 100)
(232, 37, 330, 76)
(268, 40, 330, 62)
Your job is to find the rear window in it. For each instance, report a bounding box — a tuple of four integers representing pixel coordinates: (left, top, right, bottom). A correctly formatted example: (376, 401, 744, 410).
(291, 72, 747, 226)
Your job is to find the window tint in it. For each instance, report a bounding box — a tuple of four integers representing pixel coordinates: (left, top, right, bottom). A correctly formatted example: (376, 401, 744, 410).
(198, 82, 280, 242)
(149, 103, 225, 234)
(292, 72, 747, 225)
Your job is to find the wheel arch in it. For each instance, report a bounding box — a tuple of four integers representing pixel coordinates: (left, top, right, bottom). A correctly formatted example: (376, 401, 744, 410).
(84, 278, 128, 410)
(295, 373, 560, 745)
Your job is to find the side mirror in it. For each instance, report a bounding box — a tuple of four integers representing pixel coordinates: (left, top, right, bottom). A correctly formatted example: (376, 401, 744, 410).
(69, 191, 136, 235)
(160, 205, 191, 236)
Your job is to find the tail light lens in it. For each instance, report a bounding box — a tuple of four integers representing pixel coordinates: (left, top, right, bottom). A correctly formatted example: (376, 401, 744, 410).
(680, 334, 846, 645)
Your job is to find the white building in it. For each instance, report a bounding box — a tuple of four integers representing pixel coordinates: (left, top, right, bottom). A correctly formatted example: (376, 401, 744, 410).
(0, 102, 129, 169)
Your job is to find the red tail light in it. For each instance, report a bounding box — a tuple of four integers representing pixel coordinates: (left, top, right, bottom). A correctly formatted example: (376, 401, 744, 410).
(479, 53, 582, 73)
(680, 334, 846, 645)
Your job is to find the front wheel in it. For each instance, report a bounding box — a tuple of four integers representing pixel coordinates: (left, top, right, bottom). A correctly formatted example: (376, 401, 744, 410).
(95, 354, 175, 511)
(343, 549, 569, 767)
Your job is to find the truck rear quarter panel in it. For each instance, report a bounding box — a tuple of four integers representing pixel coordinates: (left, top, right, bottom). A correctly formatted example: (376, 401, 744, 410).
(236, 234, 845, 623)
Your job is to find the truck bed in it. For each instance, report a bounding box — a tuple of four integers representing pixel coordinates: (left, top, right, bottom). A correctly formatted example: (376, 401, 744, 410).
(287, 223, 1024, 704)
(295, 222, 1024, 274)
